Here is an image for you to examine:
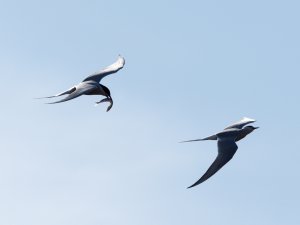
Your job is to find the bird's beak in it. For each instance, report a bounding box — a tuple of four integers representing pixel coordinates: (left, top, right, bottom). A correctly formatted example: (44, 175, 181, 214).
(254, 127, 259, 129)
(106, 97, 113, 112)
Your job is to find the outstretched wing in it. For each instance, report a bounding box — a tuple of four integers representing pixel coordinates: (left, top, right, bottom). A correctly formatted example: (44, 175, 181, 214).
(187, 139, 238, 188)
(47, 82, 98, 104)
(224, 117, 256, 130)
(82, 55, 125, 83)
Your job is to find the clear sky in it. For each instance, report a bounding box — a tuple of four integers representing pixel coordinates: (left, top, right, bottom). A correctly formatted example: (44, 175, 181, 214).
(0, 0, 299, 224)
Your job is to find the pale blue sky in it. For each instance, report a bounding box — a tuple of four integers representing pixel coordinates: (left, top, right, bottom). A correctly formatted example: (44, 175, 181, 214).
(0, 0, 299, 224)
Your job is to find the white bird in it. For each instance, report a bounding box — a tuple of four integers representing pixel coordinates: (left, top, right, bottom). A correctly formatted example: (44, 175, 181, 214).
(38, 55, 125, 111)
(181, 117, 259, 188)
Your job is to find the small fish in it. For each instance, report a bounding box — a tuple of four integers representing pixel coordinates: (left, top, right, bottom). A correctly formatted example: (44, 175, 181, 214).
(95, 97, 113, 112)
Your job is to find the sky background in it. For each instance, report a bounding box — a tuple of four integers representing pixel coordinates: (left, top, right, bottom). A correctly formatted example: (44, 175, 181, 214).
(0, 0, 299, 224)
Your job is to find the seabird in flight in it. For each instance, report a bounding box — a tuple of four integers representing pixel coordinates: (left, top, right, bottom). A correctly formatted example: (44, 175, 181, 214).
(38, 55, 125, 111)
(181, 117, 259, 188)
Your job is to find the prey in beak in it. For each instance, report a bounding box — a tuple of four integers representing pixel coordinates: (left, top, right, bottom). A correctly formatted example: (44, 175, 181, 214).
(95, 84, 114, 111)
(95, 96, 113, 112)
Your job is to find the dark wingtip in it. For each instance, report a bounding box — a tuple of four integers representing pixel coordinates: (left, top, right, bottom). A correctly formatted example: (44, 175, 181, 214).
(187, 183, 198, 189)
(187, 178, 205, 189)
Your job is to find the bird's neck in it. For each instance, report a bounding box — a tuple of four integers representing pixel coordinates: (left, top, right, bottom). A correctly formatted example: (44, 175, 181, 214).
(235, 129, 252, 142)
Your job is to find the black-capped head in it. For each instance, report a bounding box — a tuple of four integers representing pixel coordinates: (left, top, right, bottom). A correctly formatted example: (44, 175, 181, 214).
(244, 125, 259, 132)
(246, 125, 259, 129)
(100, 84, 111, 98)
(235, 125, 259, 142)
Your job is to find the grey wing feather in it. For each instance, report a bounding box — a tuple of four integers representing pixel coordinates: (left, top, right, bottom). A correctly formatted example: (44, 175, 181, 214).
(82, 55, 125, 83)
(47, 82, 97, 104)
(187, 140, 238, 188)
(224, 117, 256, 130)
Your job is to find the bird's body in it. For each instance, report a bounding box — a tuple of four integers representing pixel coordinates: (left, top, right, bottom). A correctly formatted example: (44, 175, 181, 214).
(182, 117, 258, 188)
(38, 55, 125, 111)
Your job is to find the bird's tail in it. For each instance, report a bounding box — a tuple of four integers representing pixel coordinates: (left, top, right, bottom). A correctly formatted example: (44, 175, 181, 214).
(34, 96, 57, 99)
(179, 134, 217, 143)
(35, 87, 76, 100)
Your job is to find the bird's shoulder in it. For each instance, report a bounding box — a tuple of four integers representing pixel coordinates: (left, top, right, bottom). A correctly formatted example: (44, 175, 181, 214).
(224, 117, 256, 130)
(216, 128, 240, 140)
